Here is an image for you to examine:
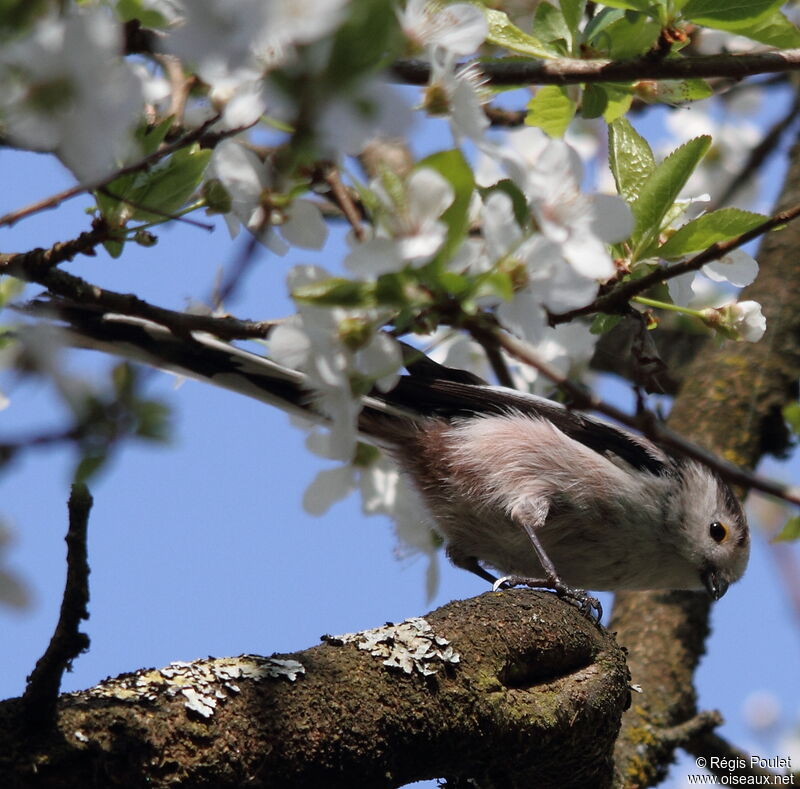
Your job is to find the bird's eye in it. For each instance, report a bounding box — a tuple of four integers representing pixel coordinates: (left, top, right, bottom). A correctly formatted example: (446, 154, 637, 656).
(709, 521, 728, 543)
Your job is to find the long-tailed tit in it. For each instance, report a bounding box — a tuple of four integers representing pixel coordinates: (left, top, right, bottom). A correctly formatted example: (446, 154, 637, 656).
(30, 301, 750, 616)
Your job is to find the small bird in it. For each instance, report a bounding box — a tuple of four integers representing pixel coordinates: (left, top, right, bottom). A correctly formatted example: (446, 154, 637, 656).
(29, 299, 750, 615)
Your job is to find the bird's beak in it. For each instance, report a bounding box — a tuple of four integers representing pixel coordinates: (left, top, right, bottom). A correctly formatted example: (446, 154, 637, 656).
(702, 567, 729, 600)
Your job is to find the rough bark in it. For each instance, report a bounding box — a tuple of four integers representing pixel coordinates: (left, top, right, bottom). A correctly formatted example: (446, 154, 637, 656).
(611, 133, 800, 787)
(1, 591, 629, 789)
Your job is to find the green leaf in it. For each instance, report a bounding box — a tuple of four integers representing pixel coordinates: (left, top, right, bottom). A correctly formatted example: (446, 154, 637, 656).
(526, 85, 576, 138)
(590, 313, 623, 334)
(134, 400, 171, 442)
(99, 144, 211, 225)
(417, 149, 475, 263)
(594, 0, 658, 11)
(293, 277, 376, 308)
(478, 179, 530, 228)
(485, 8, 560, 58)
(682, 0, 784, 28)
(735, 9, 800, 47)
(116, 0, 168, 27)
(559, 0, 587, 36)
(783, 402, 800, 435)
(630, 135, 711, 258)
(73, 453, 107, 485)
(608, 118, 656, 203)
(588, 11, 662, 58)
(533, 1, 571, 55)
(0, 276, 24, 309)
(582, 83, 633, 121)
(657, 208, 767, 259)
(327, 0, 401, 85)
(774, 516, 800, 543)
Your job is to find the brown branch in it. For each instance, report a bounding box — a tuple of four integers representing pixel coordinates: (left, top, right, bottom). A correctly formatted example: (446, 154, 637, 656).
(21, 484, 93, 731)
(392, 49, 800, 87)
(553, 198, 800, 324)
(318, 163, 367, 242)
(1, 242, 276, 341)
(0, 591, 629, 788)
(0, 114, 225, 229)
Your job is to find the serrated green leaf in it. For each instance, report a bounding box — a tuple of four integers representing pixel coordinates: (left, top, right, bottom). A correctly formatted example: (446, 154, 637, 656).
(608, 118, 656, 203)
(417, 149, 475, 263)
(533, 1, 571, 55)
(735, 9, 800, 47)
(682, 0, 784, 28)
(485, 8, 560, 58)
(526, 85, 576, 138)
(590, 313, 623, 334)
(783, 402, 800, 435)
(581, 84, 606, 119)
(630, 135, 711, 258)
(293, 277, 376, 308)
(774, 516, 800, 542)
(657, 208, 767, 258)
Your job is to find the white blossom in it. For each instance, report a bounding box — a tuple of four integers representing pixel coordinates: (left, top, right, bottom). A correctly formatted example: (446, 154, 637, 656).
(0, 8, 143, 181)
(345, 167, 455, 276)
(488, 128, 630, 280)
(701, 300, 766, 342)
(399, 0, 487, 57)
(269, 266, 403, 458)
(317, 78, 413, 157)
(209, 140, 328, 253)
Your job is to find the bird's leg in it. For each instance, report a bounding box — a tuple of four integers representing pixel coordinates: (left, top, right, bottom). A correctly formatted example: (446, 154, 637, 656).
(496, 499, 603, 621)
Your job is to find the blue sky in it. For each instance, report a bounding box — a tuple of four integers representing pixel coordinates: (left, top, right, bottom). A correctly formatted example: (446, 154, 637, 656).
(2, 92, 799, 786)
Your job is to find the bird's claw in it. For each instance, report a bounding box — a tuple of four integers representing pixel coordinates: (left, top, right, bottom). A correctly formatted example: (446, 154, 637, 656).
(492, 575, 603, 622)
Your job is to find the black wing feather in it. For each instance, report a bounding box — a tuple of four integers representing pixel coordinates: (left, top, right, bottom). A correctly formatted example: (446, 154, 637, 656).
(383, 376, 669, 476)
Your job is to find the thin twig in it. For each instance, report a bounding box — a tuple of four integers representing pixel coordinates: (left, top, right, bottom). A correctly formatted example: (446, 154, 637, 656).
(471, 319, 800, 507)
(392, 49, 800, 87)
(320, 164, 367, 242)
(0, 114, 225, 229)
(22, 484, 93, 730)
(553, 198, 800, 324)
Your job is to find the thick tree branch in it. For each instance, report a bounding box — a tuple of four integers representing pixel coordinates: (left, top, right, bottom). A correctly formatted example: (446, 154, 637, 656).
(392, 49, 800, 87)
(21, 485, 93, 731)
(611, 130, 800, 787)
(0, 591, 629, 788)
